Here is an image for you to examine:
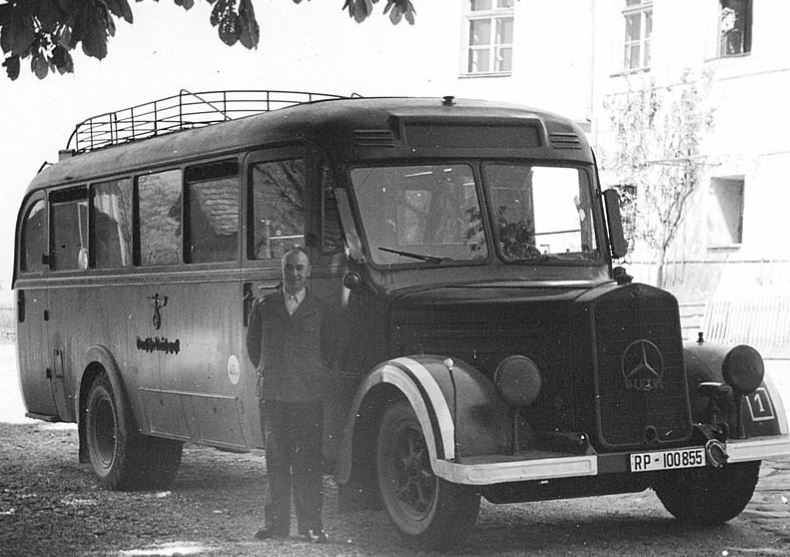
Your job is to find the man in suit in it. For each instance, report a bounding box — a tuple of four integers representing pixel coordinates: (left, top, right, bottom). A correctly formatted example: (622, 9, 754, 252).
(246, 247, 332, 543)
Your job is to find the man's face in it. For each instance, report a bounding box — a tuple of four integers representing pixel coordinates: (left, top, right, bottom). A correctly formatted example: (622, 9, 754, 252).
(282, 251, 310, 295)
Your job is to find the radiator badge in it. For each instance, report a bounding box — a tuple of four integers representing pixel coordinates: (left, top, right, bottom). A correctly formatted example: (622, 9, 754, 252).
(621, 339, 664, 391)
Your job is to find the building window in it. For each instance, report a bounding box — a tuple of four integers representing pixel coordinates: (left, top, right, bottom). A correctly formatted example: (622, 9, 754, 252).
(464, 0, 514, 75)
(708, 177, 744, 246)
(623, 0, 652, 72)
(719, 0, 751, 57)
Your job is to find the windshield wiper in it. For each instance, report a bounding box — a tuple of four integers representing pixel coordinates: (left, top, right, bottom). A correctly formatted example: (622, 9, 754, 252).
(378, 246, 444, 264)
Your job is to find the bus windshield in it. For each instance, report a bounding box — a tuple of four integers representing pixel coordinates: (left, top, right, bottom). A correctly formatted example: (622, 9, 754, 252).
(350, 163, 598, 266)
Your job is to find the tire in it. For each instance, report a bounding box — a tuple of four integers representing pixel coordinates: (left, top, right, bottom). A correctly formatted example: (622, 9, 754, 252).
(85, 374, 182, 490)
(653, 460, 760, 524)
(376, 400, 480, 551)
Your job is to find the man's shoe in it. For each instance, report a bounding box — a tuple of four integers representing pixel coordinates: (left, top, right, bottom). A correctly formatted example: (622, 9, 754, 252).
(253, 528, 286, 540)
(304, 528, 328, 543)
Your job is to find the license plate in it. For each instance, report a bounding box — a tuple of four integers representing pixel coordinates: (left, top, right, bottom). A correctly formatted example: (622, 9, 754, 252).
(630, 447, 706, 472)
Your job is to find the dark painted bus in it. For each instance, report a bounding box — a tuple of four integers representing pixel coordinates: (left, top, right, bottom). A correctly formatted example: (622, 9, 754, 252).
(14, 90, 790, 550)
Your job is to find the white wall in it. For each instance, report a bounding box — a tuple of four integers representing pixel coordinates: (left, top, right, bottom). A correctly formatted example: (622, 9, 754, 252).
(592, 0, 790, 298)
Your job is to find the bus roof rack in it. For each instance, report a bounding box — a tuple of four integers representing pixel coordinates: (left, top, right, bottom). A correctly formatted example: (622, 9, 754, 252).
(66, 89, 348, 154)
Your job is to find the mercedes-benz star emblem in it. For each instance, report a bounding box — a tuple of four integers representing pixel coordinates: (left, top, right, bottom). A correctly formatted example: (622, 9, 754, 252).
(621, 339, 664, 391)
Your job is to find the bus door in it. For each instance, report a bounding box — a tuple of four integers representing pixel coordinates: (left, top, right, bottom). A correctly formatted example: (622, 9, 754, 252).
(16, 194, 59, 420)
(46, 187, 90, 422)
(135, 163, 248, 450)
(242, 148, 310, 447)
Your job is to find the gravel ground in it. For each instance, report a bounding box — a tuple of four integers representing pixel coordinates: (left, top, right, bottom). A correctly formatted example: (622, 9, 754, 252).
(2, 420, 790, 557)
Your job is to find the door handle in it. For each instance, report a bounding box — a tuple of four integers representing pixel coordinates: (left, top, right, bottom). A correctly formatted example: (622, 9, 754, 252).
(17, 290, 25, 323)
(243, 283, 255, 326)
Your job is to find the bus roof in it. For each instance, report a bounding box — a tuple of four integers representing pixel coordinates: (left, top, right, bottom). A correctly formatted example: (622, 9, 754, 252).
(25, 96, 593, 195)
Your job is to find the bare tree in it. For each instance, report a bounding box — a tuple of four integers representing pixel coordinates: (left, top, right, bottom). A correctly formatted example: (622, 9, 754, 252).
(599, 69, 714, 288)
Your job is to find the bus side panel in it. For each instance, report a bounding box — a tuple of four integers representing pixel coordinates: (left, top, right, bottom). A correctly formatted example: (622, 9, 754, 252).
(122, 275, 255, 450)
(45, 273, 258, 451)
(16, 286, 57, 418)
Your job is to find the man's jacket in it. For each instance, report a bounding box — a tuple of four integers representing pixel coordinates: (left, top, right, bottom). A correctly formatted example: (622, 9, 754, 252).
(246, 288, 333, 402)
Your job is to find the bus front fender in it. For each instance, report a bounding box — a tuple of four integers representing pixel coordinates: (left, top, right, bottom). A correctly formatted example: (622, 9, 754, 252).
(684, 342, 788, 437)
(335, 355, 510, 485)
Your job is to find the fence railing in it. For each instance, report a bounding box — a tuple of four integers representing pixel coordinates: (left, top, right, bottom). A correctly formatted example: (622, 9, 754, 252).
(681, 298, 790, 357)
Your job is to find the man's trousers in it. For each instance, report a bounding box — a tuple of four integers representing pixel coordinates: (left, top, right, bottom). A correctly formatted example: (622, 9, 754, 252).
(261, 401, 324, 535)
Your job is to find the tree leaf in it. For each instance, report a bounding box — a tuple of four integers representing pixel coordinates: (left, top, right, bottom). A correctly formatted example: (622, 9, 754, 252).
(344, 0, 375, 23)
(8, 7, 36, 56)
(79, 3, 109, 60)
(238, 0, 259, 49)
(0, 23, 12, 54)
(388, 5, 402, 24)
(2, 54, 20, 80)
(210, 0, 229, 26)
(31, 53, 49, 79)
(106, 0, 134, 23)
(0, 4, 11, 27)
(52, 44, 74, 74)
(218, 12, 240, 46)
(57, 24, 73, 48)
(385, 0, 415, 25)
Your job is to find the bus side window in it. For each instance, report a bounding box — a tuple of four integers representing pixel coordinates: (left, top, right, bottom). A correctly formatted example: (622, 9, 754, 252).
(249, 159, 305, 260)
(50, 187, 88, 271)
(321, 161, 344, 254)
(137, 169, 183, 266)
(92, 178, 133, 269)
(20, 199, 47, 273)
(185, 160, 240, 263)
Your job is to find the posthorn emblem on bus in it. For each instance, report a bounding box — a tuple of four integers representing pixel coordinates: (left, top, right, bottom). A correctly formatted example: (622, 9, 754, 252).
(621, 339, 664, 391)
(149, 293, 168, 330)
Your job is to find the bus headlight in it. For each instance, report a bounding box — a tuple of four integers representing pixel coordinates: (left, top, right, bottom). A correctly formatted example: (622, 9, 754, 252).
(722, 345, 764, 395)
(494, 355, 542, 407)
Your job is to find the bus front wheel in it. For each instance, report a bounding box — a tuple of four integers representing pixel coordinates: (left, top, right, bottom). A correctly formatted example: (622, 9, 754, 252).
(653, 460, 760, 524)
(85, 374, 182, 490)
(376, 400, 480, 550)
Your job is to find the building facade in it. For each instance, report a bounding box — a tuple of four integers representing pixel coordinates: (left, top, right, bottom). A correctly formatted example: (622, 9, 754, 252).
(588, 0, 790, 353)
(382, 0, 790, 352)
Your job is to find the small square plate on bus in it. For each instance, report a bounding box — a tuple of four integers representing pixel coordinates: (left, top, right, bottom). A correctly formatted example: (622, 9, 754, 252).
(630, 447, 706, 472)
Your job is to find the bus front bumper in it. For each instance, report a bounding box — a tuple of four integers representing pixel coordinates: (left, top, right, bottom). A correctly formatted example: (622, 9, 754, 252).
(433, 434, 790, 486)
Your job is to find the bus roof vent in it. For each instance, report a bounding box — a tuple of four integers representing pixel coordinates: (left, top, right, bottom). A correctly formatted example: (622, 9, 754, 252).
(66, 89, 348, 154)
(549, 132, 583, 150)
(354, 129, 396, 147)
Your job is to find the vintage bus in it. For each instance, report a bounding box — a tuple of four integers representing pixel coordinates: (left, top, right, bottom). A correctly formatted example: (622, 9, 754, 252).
(14, 90, 790, 550)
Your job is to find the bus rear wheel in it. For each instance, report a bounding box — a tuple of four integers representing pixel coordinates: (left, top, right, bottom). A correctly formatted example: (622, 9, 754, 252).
(85, 374, 182, 490)
(376, 400, 480, 551)
(653, 460, 760, 524)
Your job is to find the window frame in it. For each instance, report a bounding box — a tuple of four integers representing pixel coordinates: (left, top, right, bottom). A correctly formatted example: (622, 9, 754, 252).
(48, 186, 89, 273)
(90, 176, 134, 271)
(707, 176, 745, 249)
(461, 0, 515, 77)
(244, 148, 311, 267)
(135, 168, 184, 268)
(18, 193, 49, 276)
(717, 0, 752, 58)
(183, 158, 242, 265)
(622, 0, 653, 73)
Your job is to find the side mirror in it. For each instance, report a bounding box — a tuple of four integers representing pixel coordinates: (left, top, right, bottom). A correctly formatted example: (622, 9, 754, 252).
(602, 189, 628, 259)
